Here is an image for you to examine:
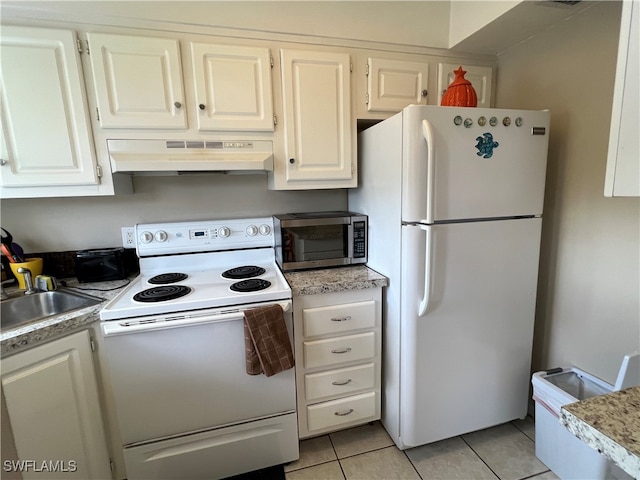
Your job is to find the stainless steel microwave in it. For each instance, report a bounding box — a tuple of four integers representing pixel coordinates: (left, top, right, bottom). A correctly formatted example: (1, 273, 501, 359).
(273, 212, 367, 271)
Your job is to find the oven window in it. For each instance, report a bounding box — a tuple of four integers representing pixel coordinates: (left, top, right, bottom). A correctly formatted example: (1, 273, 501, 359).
(282, 225, 347, 262)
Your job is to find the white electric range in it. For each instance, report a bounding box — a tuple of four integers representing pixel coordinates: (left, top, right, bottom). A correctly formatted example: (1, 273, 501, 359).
(99, 217, 298, 480)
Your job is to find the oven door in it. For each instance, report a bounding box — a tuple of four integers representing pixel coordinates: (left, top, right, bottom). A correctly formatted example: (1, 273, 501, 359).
(101, 300, 296, 446)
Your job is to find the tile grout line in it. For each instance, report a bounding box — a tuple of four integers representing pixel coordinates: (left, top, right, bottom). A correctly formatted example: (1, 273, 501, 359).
(459, 434, 502, 480)
(458, 420, 553, 480)
(287, 419, 551, 480)
(401, 448, 425, 480)
(509, 419, 553, 480)
(327, 432, 348, 480)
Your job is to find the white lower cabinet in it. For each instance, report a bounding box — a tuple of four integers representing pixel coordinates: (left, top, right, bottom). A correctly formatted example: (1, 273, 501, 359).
(306, 392, 377, 433)
(1, 330, 112, 479)
(305, 363, 376, 402)
(293, 288, 382, 438)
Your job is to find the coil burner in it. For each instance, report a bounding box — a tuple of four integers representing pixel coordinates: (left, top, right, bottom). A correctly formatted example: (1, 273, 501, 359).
(222, 266, 266, 280)
(229, 279, 271, 293)
(133, 285, 192, 302)
(148, 273, 188, 284)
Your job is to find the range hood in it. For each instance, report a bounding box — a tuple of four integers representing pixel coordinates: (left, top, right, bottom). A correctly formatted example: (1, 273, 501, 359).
(107, 139, 273, 173)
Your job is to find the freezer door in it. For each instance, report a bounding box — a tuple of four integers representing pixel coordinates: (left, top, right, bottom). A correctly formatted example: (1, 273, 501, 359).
(399, 218, 542, 447)
(402, 105, 550, 223)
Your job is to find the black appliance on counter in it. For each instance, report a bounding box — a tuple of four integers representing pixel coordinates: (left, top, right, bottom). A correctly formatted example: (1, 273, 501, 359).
(75, 247, 129, 282)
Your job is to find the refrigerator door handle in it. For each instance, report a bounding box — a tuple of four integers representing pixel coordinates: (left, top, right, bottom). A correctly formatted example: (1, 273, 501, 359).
(417, 224, 433, 317)
(421, 120, 436, 224)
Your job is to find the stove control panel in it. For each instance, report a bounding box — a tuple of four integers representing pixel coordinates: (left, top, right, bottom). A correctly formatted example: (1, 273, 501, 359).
(131, 218, 275, 256)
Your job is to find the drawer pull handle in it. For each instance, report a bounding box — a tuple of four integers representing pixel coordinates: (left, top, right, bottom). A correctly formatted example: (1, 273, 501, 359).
(334, 408, 354, 417)
(331, 347, 352, 354)
(331, 315, 352, 322)
(332, 379, 352, 386)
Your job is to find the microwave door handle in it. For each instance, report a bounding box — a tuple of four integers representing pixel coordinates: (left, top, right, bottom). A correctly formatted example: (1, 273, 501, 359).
(422, 119, 435, 225)
(347, 223, 354, 260)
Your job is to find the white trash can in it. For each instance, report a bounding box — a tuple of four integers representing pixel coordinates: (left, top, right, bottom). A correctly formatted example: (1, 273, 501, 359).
(532, 368, 614, 480)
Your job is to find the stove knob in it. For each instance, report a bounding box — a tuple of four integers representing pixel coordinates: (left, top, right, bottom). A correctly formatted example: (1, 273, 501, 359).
(218, 226, 231, 238)
(246, 225, 258, 236)
(155, 230, 168, 242)
(140, 231, 154, 244)
(259, 224, 271, 235)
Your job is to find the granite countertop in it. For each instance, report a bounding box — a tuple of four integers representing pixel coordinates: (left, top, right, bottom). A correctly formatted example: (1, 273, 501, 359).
(284, 265, 388, 296)
(561, 385, 640, 478)
(2, 266, 387, 355)
(1, 278, 132, 356)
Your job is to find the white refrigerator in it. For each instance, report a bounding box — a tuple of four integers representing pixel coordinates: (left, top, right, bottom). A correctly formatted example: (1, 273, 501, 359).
(349, 105, 550, 449)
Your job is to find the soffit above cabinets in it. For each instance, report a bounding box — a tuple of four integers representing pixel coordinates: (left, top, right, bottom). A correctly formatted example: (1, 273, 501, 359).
(449, 0, 595, 55)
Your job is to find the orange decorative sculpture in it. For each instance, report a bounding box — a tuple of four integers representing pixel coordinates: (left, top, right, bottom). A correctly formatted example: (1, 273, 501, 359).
(441, 66, 478, 107)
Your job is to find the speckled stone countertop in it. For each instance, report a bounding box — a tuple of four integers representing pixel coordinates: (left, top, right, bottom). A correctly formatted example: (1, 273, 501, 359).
(1, 267, 387, 354)
(284, 265, 388, 296)
(1, 278, 132, 356)
(561, 386, 640, 478)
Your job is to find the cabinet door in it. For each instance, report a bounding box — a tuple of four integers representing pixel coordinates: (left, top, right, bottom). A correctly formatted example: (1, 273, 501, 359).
(190, 43, 274, 132)
(1, 331, 111, 479)
(367, 58, 429, 112)
(437, 63, 493, 108)
(0, 26, 99, 188)
(87, 32, 186, 129)
(280, 49, 354, 184)
(605, 0, 639, 197)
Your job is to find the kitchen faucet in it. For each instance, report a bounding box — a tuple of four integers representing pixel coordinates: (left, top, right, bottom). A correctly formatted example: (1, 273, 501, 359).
(17, 267, 37, 295)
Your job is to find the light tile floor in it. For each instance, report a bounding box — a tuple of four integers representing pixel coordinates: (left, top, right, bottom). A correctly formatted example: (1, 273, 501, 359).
(285, 417, 560, 480)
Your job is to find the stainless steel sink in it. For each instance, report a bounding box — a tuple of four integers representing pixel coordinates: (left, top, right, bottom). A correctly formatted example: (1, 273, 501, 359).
(1, 289, 103, 330)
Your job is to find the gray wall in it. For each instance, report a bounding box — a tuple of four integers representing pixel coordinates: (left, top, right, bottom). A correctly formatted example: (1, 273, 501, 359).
(496, 1, 640, 384)
(1, 175, 347, 252)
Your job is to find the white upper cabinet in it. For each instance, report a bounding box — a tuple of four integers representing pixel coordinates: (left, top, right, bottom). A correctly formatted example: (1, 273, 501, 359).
(0, 26, 100, 190)
(366, 57, 429, 112)
(278, 49, 355, 189)
(87, 33, 276, 134)
(87, 33, 187, 129)
(190, 43, 274, 132)
(437, 63, 493, 108)
(605, 0, 639, 197)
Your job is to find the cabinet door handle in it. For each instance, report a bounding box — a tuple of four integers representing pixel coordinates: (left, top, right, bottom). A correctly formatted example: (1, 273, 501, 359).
(0, 159, 7, 166)
(332, 379, 352, 386)
(334, 408, 354, 416)
(331, 316, 352, 322)
(331, 347, 352, 354)
(174, 101, 182, 109)
(199, 104, 206, 110)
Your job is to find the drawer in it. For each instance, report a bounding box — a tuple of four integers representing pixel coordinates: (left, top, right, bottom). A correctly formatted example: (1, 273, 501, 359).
(304, 332, 375, 369)
(305, 363, 375, 401)
(303, 300, 376, 337)
(307, 391, 377, 432)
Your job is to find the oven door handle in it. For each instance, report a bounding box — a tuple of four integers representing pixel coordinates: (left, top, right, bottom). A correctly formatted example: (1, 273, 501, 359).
(101, 301, 292, 337)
